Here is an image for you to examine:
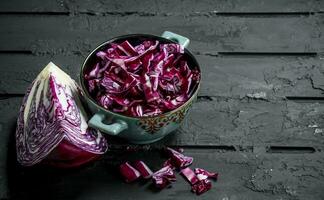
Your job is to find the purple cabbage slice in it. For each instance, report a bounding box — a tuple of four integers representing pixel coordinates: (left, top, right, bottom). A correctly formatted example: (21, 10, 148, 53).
(191, 179, 212, 195)
(119, 162, 141, 183)
(16, 62, 108, 167)
(180, 167, 199, 185)
(118, 40, 139, 56)
(166, 147, 193, 169)
(195, 168, 219, 180)
(191, 168, 218, 195)
(133, 160, 153, 179)
(85, 39, 200, 117)
(152, 166, 176, 189)
(163, 158, 175, 169)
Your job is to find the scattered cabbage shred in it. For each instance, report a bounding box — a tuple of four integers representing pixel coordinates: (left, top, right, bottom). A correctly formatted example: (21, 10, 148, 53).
(119, 148, 218, 195)
(16, 62, 108, 166)
(133, 160, 153, 179)
(152, 166, 176, 189)
(85, 40, 200, 117)
(119, 162, 141, 182)
(166, 147, 193, 168)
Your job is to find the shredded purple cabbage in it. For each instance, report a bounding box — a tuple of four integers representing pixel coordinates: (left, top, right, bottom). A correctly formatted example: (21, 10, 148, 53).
(191, 168, 218, 195)
(85, 40, 200, 117)
(152, 166, 176, 189)
(163, 158, 175, 169)
(119, 148, 219, 195)
(191, 179, 212, 195)
(166, 147, 193, 169)
(195, 168, 219, 180)
(133, 160, 153, 179)
(119, 162, 141, 183)
(181, 167, 199, 185)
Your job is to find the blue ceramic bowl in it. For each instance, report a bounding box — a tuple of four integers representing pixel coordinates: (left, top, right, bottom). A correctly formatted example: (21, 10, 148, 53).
(80, 31, 201, 144)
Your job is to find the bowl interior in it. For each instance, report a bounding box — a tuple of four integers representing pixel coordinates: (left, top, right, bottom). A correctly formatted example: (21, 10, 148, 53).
(80, 34, 201, 118)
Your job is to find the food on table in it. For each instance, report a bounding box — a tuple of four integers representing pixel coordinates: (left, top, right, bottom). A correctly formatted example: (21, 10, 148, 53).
(181, 167, 199, 185)
(119, 147, 218, 195)
(119, 162, 141, 182)
(152, 166, 176, 189)
(84, 40, 200, 117)
(191, 179, 212, 195)
(16, 62, 108, 168)
(163, 158, 175, 169)
(133, 160, 153, 179)
(195, 168, 219, 180)
(165, 147, 193, 168)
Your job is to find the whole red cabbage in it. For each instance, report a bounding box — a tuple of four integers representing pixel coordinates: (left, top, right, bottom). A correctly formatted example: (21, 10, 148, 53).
(85, 40, 200, 117)
(16, 62, 108, 167)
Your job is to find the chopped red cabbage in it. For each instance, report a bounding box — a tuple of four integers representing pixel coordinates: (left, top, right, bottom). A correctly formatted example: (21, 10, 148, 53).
(119, 148, 219, 196)
(152, 166, 176, 189)
(166, 147, 193, 169)
(191, 168, 218, 195)
(133, 160, 153, 179)
(195, 168, 219, 180)
(85, 40, 200, 117)
(180, 167, 199, 185)
(119, 162, 141, 183)
(163, 158, 175, 169)
(191, 179, 212, 195)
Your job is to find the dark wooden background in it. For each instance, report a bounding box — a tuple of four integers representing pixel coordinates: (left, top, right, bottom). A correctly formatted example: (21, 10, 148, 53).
(0, 0, 324, 199)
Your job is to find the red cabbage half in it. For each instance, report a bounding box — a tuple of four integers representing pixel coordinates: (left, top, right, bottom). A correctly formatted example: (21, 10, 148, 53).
(85, 40, 200, 117)
(16, 62, 108, 167)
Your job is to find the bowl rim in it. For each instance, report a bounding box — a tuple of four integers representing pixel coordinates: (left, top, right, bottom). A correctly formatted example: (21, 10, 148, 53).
(80, 33, 201, 120)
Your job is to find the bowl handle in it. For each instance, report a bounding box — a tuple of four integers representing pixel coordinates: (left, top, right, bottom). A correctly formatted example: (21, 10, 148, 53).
(88, 112, 128, 135)
(161, 31, 190, 48)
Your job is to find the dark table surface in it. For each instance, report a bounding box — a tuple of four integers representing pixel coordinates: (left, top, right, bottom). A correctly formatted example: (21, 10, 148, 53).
(1, 0, 324, 199)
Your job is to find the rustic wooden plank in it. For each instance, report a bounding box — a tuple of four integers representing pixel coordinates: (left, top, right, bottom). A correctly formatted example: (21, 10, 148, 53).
(2, 98, 324, 199)
(0, 97, 18, 199)
(7, 149, 324, 200)
(2, 96, 324, 147)
(0, 123, 10, 200)
(176, 97, 324, 147)
(242, 152, 324, 200)
(0, 101, 324, 199)
(0, 0, 67, 13)
(0, 14, 323, 54)
(0, 0, 323, 14)
(1, 54, 323, 98)
(197, 55, 324, 98)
